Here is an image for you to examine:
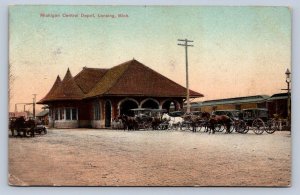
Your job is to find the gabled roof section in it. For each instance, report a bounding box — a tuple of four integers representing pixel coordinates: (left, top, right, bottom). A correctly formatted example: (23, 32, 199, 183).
(37, 75, 61, 104)
(74, 67, 108, 94)
(86, 59, 203, 98)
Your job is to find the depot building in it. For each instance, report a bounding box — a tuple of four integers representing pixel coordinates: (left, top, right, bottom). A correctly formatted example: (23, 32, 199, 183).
(37, 59, 203, 128)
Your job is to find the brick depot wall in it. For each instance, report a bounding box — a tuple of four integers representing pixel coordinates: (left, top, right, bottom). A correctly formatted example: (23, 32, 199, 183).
(48, 118, 54, 128)
(54, 120, 79, 128)
(91, 120, 105, 129)
(78, 120, 91, 128)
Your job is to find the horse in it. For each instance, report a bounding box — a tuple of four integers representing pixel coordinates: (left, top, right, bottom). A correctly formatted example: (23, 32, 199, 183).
(207, 113, 232, 134)
(118, 115, 138, 131)
(162, 113, 184, 130)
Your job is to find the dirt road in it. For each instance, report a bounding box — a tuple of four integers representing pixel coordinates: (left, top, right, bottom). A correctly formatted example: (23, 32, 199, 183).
(8, 129, 291, 186)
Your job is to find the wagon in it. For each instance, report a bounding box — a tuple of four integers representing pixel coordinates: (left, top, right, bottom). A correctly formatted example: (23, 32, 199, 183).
(130, 108, 167, 130)
(242, 108, 276, 134)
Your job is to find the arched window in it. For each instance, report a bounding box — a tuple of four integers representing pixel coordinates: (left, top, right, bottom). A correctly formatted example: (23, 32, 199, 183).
(94, 101, 100, 120)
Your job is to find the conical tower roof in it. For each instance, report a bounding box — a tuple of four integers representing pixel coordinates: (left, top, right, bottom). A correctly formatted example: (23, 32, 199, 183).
(49, 68, 84, 101)
(62, 68, 72, 82)
(37, 75, 62, 103)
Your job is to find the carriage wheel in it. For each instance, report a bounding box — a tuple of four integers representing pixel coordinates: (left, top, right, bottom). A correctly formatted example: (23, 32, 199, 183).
(238, 121, 249, 134)
(265, 119, 278, 134)
(234, 121, 242, 133)
(25, 130, 32, 137)
(252, 118, 265, 135)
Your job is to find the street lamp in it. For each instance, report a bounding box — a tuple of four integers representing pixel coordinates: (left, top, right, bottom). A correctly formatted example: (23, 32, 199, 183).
(285, 68, 291, 130)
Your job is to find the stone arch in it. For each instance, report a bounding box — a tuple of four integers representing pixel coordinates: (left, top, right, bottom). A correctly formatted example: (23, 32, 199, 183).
(161, 99, 180, 112)
(140, 98, 159, 109)
(118, 98, 139, 116)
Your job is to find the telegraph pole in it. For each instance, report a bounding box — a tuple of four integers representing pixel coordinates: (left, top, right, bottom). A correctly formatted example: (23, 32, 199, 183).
(178, 39, 193, 113)
(32, 94, 37, 119)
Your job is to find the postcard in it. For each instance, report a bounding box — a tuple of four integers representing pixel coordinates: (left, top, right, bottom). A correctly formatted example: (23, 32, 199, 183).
(8, 5, 291, 186)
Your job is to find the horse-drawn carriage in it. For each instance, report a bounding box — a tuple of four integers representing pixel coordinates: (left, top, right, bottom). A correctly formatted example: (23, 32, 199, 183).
(9, 116, 47, 137)
(211, 108, 278, 134)
(241, 108, 277, 134)
(119, 108, 168, 130)
(119, 107, 279, 135)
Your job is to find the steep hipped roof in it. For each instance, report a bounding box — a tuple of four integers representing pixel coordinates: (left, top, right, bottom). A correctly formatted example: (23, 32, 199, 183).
(38, 59, 203, 104)
(74, 67, 108, 94)
(40, 68, 84, 103)
(85, 59, 203, 98)
(37, 75, 61, 103)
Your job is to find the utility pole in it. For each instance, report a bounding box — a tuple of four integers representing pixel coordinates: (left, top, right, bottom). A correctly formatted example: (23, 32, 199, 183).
(281, 68, 291, 131)
(32, 94, 37, 119)
(178, 39, 194, 113)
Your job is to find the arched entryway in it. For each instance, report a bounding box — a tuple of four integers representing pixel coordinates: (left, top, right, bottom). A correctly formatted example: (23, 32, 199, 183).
(105, 100, 112, 127)
(161, 99, 180, 112)
(141, 98, 159, 109)
(119, 99, 139, 116)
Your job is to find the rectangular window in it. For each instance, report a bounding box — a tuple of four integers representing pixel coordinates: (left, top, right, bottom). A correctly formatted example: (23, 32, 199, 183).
(94, 102, 100, 120)
(72, 108, 77, 120)
(55, 109, 59, 120)
(60, 108, 64, 120)
(66, 108, 71, 120)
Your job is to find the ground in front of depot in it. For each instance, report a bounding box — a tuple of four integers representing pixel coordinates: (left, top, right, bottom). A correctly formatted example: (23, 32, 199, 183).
(8, 129, 291, 186)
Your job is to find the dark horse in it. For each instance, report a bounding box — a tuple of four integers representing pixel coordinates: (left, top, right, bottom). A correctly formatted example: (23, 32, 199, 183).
(201, 112, 232, 134)
(118, 115, 138, 130)
(9, 116, 36, 137)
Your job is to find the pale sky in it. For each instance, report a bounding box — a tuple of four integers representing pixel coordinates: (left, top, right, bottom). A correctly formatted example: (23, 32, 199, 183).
(9, 5, 291, 112)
